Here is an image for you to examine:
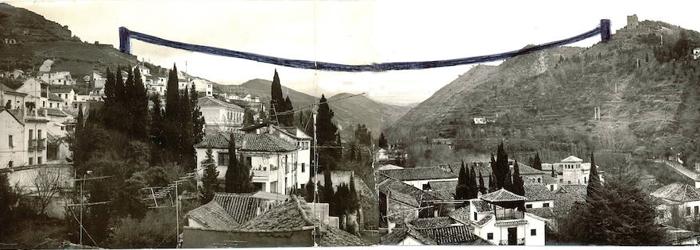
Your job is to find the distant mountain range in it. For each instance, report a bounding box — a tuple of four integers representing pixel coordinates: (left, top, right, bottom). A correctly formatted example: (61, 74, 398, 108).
(216, 79, 411, 139)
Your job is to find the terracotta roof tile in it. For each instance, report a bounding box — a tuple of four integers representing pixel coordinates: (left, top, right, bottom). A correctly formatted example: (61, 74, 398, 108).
(651, 183, 700, 203)
(480, 188, 527, 203)
(410, 217, 454, 229)
(528, 207, 556, 219)
(239, 196, 316, 231)
(198, 96, 244, 110)
(378, 167, 457, 181)
(212, 192, 274, 225)
(318, 226, 367, 246)
(196, 132, 296, 152)
(524, 184, 556, 201)
(553, 185, 587, 216)
(186, 201, 239, 230)
(415, 225, 486, 245)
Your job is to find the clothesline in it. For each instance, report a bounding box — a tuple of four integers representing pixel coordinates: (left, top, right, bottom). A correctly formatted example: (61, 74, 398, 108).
(119, 19, 610, 72)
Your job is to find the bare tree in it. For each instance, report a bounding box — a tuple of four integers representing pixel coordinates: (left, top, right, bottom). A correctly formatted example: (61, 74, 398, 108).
(32, 167, 63, 215)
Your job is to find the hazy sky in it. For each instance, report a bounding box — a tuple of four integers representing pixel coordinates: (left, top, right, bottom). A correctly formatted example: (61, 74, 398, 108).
(7, 0, 700, 104)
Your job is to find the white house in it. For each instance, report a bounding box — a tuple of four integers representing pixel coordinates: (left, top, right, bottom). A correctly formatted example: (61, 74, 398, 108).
(523, 184, 555, 209)
(377, 167, 458, 190)
(449, 189, 547, 246)
(40, 71, 75, 86)
(195, 131, 306, 194)
(16, 78, 49, 109)
(549, 156, 604, 185)
(651, 183, 700, 222)
(0, 108, 49, 168)
(198, 96, 245, 132)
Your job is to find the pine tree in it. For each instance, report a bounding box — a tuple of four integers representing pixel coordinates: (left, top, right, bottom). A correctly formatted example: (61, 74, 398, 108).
(478, 170, 486, 195)
(201, 148, 219, 203)
(378, 132, 388, 149)
(532, 152, 542, 170)
(586, 152, 603, 201)
(512, 161, 525, 196)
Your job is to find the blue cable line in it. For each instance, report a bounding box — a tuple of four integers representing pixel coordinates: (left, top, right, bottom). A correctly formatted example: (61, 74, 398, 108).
(119, 19, 610, 72)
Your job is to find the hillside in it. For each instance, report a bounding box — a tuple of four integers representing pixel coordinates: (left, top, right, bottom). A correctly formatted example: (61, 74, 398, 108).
(390, 18, 700, 165)
(0, 3, 139, 77)
(223, 79, 410, 139)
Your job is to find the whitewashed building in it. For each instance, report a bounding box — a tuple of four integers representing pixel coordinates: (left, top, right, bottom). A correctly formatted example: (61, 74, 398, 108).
(198, 96, 245, 132)
(651, 183, 700, 222)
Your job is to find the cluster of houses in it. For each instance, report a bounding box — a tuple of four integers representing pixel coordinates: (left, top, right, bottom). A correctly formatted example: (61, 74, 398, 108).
(377, 153, 700, 246)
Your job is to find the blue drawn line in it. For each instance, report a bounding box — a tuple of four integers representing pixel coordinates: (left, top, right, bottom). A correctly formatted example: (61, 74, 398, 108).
(119, 19, 610, 72)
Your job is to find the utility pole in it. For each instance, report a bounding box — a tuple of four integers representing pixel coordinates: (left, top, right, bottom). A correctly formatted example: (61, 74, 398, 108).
(68, 173, 112, 247)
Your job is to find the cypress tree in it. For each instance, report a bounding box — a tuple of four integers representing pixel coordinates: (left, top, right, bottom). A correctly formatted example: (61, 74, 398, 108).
(201, 147, 219, 203)
(149, 93, 165, 166)
(270, 70, 284, 124)
(464, 163, 473, 198)
(225, 133, 237, 193)
(165, 64, 179, 121)
(490, 153, 497, 188)
(102, 67, 116, 127)
(179, 87, 196, 170)
(316, 94, 338, 172)
(503, 164, 513, 192)
(130, 66, 149, 141)
(322, 170, 336, 215)
(455, 163, 467, 200)
(586, 152, 603, 201)
(551, 164, 557, 177)
(478, 170, 486, 195)
(378, 132, 388, 149)
(283, 96, 294, 126)
(304, 179, 316, 202)
(512, 161, 525, 196)
(348, 176, 359, 212)
(487, 174, 496, 193)
(469, 166, 478, 198)
(190, 86, 205, 144)
(533, 152, 542, 170)
(0, 173, 17, 239)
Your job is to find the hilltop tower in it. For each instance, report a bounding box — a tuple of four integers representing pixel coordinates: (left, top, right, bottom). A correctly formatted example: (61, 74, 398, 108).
(626, 14, 639, 28)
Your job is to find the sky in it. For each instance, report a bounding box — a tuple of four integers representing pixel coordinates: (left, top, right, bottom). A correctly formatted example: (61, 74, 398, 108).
(7, 0, 700, 105)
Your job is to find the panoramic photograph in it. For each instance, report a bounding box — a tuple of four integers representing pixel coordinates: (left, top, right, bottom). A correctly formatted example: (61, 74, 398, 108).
(1, 0, 700, 248)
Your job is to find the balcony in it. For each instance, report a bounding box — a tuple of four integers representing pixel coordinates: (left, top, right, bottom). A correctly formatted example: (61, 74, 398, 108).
(28, 139, 46, 152)
(498, 238, 525, 245)
(495, 209, 524, 220)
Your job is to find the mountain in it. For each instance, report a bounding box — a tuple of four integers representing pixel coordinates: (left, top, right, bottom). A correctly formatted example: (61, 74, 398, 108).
(389, 18, 700, 164)
(0, 3, 138, 77)
(223, 79, 410, 139)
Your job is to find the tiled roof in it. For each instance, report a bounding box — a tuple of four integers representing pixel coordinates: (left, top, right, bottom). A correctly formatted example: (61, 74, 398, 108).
(651, 183, 700, 203)
(472, 200, 493, 212)
(196, 132, 296, 152)
(39, 108, 68, 117)
(415, 225, 487, 245)
(48, 85, 74, 93)
(528, 207, 556, 219)
(553, 185, 587, 216)
(480, 188, 527, 203)
(377, 164, 404, 170)
(448, 206, 471, 223)
(376, 177, 440, 203)
(239, 196, 316, 231)
(198, 96, 244, 110)
(410, 217, 454, 229)
(212, 192, 272, 225)
(380, 228, 437, 245)
(474, 214, 494, 226)
(378, 167, 457, 181)
(389, 190, 420, 207)
(663, 225, 700, 244)
(318, 226, 367, 246)
(428, 180, 457, 198)
(186, 201, 239, 230)
(524, 184, 556, 201)
(48, 93, 64, 102)
(561, 156, 583, 162)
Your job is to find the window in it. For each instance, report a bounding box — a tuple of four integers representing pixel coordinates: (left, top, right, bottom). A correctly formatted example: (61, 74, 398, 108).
(28, 157, 33, 165)
(473, 212, 477, 221)
(537, 178, 541, 183)
(543, 203, 550, 207)
(526, 204, 533, 209)
(487, 233, 493, 240)
(687, 207, 692, 216)
(217, 152, 229, 166)
(695, 206, 699, 216)
(29, 129, 34, 140)
(301, 163, 305, 172)
(531, 229, 537, 236)
(8, 135, 13, 148)
(37, 129, 42, 140)
(49, 103, 53, 108)
(37, 157, 42, 165)
(8, 161, 13, 168)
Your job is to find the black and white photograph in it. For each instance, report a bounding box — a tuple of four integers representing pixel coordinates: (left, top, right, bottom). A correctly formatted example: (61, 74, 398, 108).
(1, 0, 700, 248)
